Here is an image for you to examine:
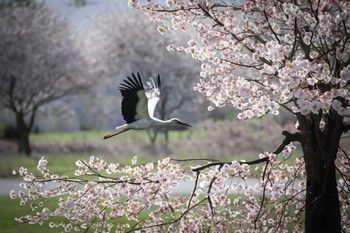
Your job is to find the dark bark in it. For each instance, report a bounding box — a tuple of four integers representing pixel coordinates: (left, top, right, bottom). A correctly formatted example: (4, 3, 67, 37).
(15, 109, 36, 156)
(16, 113, 32, 156)
(297, 110, 343, 233)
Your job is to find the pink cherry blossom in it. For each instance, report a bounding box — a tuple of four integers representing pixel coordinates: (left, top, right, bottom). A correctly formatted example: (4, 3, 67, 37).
(10, 1, 350, 232)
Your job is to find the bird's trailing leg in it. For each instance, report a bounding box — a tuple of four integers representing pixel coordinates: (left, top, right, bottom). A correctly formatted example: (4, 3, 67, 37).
(103, 129, 130, 140)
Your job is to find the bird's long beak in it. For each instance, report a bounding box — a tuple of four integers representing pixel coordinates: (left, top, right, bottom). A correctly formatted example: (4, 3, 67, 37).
(103, 129, 130, 140)
(103, 133, 119, 140)
(178, 121, 191, 127)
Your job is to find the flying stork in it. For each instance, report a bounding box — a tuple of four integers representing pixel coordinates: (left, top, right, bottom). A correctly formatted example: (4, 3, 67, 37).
(103, 72, 191, 140)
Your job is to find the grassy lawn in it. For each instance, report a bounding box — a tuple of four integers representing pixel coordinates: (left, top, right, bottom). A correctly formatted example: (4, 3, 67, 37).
(30, 130, 133, 142)
(3, 152, 285, 179)
(0, 193, 245, 233)
(1, 148, 303, 179)
(1, 192, 302, 232)
(0, 196, 58, 233)
(1, 153, 159, 178)
(2, 128, 274, 177)
(0, 129, 304, 231)
(1, 154, 102, 177)
(30, 130, 192, 143)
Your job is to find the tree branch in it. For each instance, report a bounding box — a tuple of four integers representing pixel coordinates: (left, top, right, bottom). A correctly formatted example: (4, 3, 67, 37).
(273, 131, 301, 154)
(191, 157, 269, 172)
(188, 171, 200, 209)
(126, 198, 208, 232)
(264, 10, 281, 44)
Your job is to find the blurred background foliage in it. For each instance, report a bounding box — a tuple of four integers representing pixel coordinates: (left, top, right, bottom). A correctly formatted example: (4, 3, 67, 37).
(0, 0, 303, 162)
(0, 1, 349, 232)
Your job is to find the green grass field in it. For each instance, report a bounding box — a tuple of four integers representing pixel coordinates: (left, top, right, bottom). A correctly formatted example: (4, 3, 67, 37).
(2, 129, 274, 177)
(0, 193, 246, 233)
(0, 196, 58, 233)
(29, 130, 192, 143)
(0, 128, 306, 232)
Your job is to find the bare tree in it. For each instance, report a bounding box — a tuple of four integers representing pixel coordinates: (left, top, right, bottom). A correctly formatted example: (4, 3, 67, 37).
(0, 4, 89, 156)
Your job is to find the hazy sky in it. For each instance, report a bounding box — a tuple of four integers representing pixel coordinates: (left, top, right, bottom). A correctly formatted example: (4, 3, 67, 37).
(44, 0, 129, 31)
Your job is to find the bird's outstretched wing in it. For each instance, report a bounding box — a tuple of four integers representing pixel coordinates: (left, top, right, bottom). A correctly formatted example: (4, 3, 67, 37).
(119, 73, 149, 123)
(145, 74, 161, 118)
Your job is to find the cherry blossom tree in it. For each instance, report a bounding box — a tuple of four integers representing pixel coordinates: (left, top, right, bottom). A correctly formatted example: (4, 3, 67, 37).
(0, 3, 89, 155)
(128, 0, 350, 232)
(10, 0, 350, 232)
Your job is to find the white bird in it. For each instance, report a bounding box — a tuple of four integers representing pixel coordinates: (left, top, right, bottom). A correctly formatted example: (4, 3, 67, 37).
(103, 72, 191, 140)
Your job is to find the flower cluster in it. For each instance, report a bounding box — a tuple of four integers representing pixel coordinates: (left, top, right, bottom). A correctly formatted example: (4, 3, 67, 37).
(130, 0, 350, 119)
(11, 156, 189, 232)
(0, 148, 323, 232)
(11, 142, 350, 232)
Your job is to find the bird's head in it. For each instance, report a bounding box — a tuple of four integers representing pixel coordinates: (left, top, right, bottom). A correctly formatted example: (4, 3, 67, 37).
(170, 118, 191, 127)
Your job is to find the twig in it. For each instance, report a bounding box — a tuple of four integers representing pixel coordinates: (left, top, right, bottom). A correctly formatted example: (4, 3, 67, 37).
(275, 188, 306, 232)
(264, 10, 281, 44)
(171, 158, 220, 163)
(262, 159, 270, 181)
(188, 171, 200, 209)
(254, 161, 270, 229)
(84, 206, 108, 233)
(192, 157, 269, 172)
(126, 198, 208, 232)
(207, 176, 217, 216)
(338, 146, 350, 161)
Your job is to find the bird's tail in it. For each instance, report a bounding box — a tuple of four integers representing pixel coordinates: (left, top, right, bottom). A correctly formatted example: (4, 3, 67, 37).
(103, 125, 129, 140)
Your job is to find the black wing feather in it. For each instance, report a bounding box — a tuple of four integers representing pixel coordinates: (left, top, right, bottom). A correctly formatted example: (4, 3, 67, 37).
(118, 73, 144, 124)
(157, 74, 161, 89)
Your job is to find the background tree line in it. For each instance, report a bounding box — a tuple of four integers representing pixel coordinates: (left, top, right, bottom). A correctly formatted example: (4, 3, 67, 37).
(0, 1, 206, 156)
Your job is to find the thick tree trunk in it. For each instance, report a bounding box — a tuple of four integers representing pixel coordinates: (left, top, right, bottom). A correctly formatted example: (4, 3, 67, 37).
(297, 110, 343, 233)
(16, 113, 32, 156)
